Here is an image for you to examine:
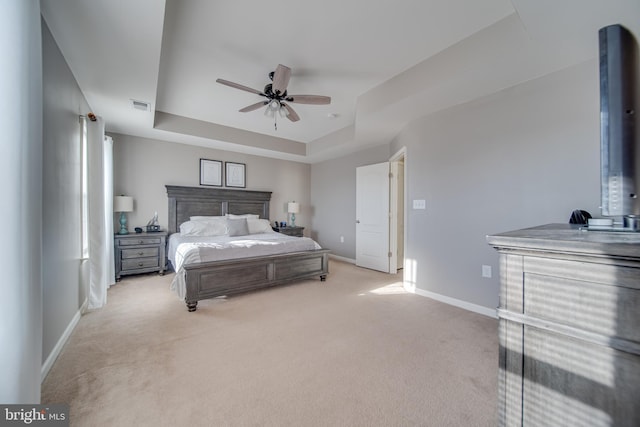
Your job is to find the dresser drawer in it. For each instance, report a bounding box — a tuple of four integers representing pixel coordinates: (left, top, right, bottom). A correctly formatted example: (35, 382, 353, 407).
(122, 257, 159, 271)
(121, 247, 159, 259)
(118, 237, 162, 246)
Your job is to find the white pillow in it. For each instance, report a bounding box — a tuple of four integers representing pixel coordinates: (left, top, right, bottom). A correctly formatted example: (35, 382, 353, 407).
(247, 218, 275, 234)
(179, 220, 227, 236)
(226, 218, 249, 237)
(226, 213, 259, 219)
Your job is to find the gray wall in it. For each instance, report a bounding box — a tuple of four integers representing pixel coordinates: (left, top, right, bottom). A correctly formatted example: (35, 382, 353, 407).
(392, 60, 600, 309)
(112, 134, 311, 234)
(310, 144, 391, 259)
(41, 20, 90, 367)
(311, 60, 600, 311)
(0, 0, 43, 403)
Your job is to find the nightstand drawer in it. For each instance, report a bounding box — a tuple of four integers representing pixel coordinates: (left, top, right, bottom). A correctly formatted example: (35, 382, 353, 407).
(118, 237, 162, 246)
(121, 247, 159, 259)
(122, 257, 159, 270)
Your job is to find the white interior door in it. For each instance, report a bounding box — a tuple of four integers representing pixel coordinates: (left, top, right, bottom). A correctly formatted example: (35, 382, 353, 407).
(356, 162, 390, 272)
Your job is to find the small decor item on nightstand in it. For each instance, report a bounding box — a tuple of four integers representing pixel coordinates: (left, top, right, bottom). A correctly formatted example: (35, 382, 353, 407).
(114, 195, 134, 235)
(146, 211, 161, 232)
(288, 201, 299, 227)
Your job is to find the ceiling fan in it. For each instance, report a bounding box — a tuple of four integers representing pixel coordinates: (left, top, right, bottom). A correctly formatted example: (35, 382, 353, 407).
(216, 64, 331, 129)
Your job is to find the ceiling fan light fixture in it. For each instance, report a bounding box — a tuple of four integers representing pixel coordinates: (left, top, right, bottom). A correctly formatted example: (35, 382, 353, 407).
(264, 107, 276, 118)
(268, 100, 280, 110)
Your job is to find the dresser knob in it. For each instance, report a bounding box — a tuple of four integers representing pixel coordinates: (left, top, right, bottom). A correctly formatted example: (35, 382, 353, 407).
(138, 262, 143, 267)
(138, 251, 144, 256)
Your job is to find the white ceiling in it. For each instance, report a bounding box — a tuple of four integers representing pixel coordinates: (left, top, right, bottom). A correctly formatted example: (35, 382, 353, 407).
(41, 0, 640, 163)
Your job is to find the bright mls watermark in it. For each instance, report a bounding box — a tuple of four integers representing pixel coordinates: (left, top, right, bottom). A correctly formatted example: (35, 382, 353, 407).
(0, 405, 68, 426)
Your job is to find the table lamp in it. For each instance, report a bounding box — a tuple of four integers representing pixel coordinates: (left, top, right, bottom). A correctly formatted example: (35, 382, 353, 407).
(287, 201, 299, 227)
(114, 195, 134, 234)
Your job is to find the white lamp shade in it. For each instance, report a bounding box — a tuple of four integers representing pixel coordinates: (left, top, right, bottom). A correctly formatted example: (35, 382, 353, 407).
(287, 202, 299, 214)
(114, 196, 134, 212)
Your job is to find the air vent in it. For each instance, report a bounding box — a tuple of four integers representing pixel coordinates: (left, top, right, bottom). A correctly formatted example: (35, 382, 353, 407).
(130, 99, 150, 111)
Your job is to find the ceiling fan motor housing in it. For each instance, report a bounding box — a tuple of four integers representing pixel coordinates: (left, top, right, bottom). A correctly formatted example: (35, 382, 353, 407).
(263, 83, 288, 99)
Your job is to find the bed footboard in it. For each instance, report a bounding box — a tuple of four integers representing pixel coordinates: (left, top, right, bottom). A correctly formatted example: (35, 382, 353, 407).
(183, 249, 330, 312)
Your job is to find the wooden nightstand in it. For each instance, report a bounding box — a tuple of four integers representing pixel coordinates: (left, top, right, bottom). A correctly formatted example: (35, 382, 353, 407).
(272, 226, 304, 237)
(114, 231, 167, 281)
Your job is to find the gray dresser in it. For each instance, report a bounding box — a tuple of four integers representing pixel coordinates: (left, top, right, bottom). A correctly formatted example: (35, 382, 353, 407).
(487, 224, 640, 426)
(114, 231, 167, 281)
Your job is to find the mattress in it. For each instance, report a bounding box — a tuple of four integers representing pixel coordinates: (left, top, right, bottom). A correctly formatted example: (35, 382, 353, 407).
(168, 233, 322, 299)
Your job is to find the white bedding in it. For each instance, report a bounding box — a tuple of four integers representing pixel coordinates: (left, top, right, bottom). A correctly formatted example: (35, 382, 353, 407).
(168, 233, 322, 299)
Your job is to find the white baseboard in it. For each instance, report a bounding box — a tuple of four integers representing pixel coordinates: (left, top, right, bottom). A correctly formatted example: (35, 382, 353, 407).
(409, 286, 497, 318)
(41, 298, 87, 382)
(329, 254, 356, 264)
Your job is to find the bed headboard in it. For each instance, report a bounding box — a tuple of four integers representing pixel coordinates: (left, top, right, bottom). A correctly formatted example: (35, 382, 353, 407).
(166, 185, 272, 235)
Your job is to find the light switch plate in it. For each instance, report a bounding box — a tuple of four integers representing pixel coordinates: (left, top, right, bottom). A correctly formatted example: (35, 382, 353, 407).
(413, 199, 426, 209)
(482, 265, 492, 278)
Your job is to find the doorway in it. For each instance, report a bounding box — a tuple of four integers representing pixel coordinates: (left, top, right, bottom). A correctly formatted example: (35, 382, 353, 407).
(389, 148, 405, 274)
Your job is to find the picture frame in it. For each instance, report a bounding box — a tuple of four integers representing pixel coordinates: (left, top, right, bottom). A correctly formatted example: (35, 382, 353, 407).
(199, 159, 223, 187)
(225, 162, 246, 188)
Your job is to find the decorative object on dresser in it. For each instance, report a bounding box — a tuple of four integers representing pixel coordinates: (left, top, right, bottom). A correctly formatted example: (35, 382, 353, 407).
(199, 158, 222, 187)
(146, 211, 161, 232)
(487, 224, 640, 426)
(114, 195, 134, 235)
(166, 185, 328, 312)
(272, 225, 304, 237)
(287, 201, 299, 227)
(225, 162, 246, 188)
(114, 231, 166, 281)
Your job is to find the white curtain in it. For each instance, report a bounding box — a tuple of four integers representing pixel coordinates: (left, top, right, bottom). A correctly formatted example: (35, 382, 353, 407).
(104, 135, 115, 285)
(87, 117, 115, 309)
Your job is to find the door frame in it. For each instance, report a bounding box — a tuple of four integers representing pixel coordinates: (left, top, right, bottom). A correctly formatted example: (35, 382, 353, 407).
(389, 147, 407, 275)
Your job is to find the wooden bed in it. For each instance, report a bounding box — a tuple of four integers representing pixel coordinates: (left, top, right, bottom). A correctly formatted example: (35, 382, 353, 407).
(166, 185, 329, 312)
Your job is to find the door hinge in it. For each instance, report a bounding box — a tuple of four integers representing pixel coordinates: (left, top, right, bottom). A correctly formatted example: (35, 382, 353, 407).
(389, 172, 393, 178)
(388, 252, 392, 258)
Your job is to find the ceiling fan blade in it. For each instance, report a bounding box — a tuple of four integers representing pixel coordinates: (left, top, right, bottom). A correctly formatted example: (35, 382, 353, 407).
(285, 95, 331, 105)
(281, 103, 300, 122)
(216, 78, 264, 96)
(239, 101, 268, 113)
(272, 64, 291, 95)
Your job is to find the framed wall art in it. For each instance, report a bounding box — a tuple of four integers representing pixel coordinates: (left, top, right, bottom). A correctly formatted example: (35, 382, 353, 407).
(225, 162, 246, 188)
(199, 159, 223, 187)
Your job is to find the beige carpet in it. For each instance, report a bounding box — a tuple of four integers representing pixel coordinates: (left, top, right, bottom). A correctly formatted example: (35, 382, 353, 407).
(42, 260, 498, 426)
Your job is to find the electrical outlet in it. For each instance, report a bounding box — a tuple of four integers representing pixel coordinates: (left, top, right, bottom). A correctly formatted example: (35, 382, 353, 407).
(340, 236, 344, 243)
(482, 265, 492, 278)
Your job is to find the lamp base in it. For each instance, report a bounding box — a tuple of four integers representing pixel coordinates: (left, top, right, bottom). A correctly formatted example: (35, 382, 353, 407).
(290, 212, 296, 227)
(118, 212, 129, 235)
